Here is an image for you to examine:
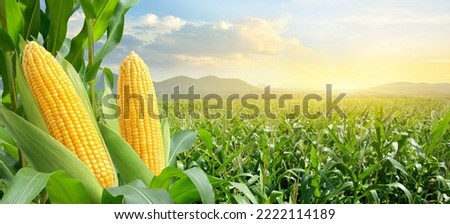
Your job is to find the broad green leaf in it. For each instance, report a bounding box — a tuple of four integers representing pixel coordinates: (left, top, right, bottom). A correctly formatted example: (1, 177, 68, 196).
(101, 189, 124, 204)
(84, 61, 101, 84)
(266, 190, 283, 204)
(1, 0, 24, 46)
(44, 0, 75, 55)
(0, 107, 103, 203)
(18, 0, 40, 39)
(47, 171, 90, 204)
(170, 176, 202, 203)
(65, 0, 119, 70)
(107, 180, 173, 204)
(0, 149, 19, 184)
(0, 29, 15, 52)
(100, 124, 153, 186)
(427, 112, 450, 155)
(358, 163, 382, 181)
(310, 146, 318, 169)
(149, 167, 181, 189)
(230, 182, 258, 204)
(39, 10, 50, 41)
(85, 0, 140, 83)
(0, 30, 16, 110)
(233, 195, 250, 204)
(1, 167, 50, 204)
(181, 168, 215, 204)
(364, 182, 412, 203)
(198, 129, 213, 151)
(102, 67, 115, 89)
(386, 157, 411, 180)
(169, 130, 197, 167)
(161, 118, 170, 167)
(79, 0, 96, 19)
(93, 0, 140, 64)
(0, 132, 17, 159)
(318, 181, 353, 203)
(150, 167, 215, 204)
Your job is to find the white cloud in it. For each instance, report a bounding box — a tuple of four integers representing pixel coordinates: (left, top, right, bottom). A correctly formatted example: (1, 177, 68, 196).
(213, 21, 233, 31)
(125, 13, 186, 43)
(105, 14, 325, 86)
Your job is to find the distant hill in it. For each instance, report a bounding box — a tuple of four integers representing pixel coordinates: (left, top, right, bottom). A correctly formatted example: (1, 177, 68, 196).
(154, 75, 261, 95)
(366, 82, 450, 96)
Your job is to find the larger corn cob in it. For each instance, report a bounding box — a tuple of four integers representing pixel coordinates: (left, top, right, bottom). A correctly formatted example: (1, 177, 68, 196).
(22, 41, 116, 188)
(118, 51, 164, 175)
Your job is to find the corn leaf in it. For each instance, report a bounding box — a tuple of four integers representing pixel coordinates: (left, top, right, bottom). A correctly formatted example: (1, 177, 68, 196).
(99, 124, 153, 186)
(151, 167, 215, 204)
(0, 0, 24, 46)
(0, 126, 18, 160)
(93, 0, 140, 64)
(79, 0, 96, 20)
(179, 167, 215, 204)
(107, 179, 173, 204)
(2, 168, 91, 204)
(169, 130, 197, 167)
(0, 149, 19, 184)
(0, 106, 103, 203)
(46, 171, 90, 204)
(65, 0, 119, 70)
(161, 118, 170, 167)
(44, 0, 75, 55)
(229, 182, 258, 204)
(1, 168, 50, 204)
(0, 30, 15, 109)
(18, 0, 41, 39)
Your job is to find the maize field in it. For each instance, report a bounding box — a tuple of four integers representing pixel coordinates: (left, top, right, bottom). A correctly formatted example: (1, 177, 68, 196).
(0, 0, 449, 204)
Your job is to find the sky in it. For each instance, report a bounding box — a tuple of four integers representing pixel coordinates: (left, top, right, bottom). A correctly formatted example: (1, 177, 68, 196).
(69, 0, 450, 90)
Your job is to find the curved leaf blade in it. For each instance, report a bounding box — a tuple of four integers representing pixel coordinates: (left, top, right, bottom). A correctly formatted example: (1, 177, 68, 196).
(169, 130, 197, 167)
(44, 0, 75, 55)
(100, 124, 153, 186)
(47, 171, 90, 204)
(183, 167, 215, 204)
(1, 167, 50, 204)
(18, 0, 40, 39)
(107, 180, 173, 204)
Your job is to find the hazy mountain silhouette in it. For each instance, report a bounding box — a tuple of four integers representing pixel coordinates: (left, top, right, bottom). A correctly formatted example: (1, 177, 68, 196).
(366, 82, 450, 96)
(154, 75, 261, 95)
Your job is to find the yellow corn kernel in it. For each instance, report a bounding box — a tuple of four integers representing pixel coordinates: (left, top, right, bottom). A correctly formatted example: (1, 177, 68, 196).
(118, 51, 164, 175)
(22, 41, 116, 188)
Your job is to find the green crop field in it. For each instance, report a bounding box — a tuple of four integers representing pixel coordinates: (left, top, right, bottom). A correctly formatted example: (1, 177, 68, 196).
(164, 96, 450, 203)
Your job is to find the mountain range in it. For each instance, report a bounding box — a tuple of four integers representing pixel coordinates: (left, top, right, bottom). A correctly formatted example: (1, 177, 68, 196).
(153, 76, 450, 96)
(154, 75, 261, 95)
(1, 75, 449, 96)
(365, 82, 450, 96)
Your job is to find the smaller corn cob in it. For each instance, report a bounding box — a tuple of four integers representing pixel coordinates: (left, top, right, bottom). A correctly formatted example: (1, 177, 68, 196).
(22, 41, 116, 188)
(118, 51, 165, 175)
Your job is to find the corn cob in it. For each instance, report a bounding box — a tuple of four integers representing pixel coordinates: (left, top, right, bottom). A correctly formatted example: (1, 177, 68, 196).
(22, 41, 116, 188)
(118, 51, 164, 175)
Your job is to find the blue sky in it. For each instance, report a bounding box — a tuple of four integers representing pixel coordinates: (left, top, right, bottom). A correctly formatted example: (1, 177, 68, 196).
(68, 0, 450, 90)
